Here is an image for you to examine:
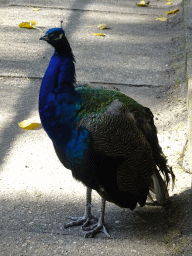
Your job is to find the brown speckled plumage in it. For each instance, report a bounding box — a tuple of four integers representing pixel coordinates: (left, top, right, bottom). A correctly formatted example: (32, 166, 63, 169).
(78, 99, 169, 209)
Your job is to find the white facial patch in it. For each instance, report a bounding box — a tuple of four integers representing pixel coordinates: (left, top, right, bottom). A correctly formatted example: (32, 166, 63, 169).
(54, 33, 63, 40)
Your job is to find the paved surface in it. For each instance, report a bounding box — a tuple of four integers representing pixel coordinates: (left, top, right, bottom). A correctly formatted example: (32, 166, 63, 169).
(0, 0, 191, 255)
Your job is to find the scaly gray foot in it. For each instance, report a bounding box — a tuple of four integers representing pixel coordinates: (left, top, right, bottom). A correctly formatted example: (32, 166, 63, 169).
(64, 214, 97, 228)
(83, 197, 111, 238)
(83, 221, 111, 238)
(64, 187, 98, 229)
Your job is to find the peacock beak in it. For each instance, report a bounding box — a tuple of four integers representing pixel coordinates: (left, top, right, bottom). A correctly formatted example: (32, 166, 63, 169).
(39, 34, 49, 41)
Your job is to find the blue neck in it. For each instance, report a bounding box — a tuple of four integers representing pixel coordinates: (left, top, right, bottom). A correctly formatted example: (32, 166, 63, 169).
(39, 35, 91, 169)
(39, 53, 82, 143)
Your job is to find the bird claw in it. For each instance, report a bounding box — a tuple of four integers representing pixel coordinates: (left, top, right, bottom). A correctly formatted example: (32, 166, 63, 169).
(83, 222, 111, 238)
(64, 215, 97, 229)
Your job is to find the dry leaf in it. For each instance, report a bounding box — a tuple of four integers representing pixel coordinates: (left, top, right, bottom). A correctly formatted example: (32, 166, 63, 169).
(91, 33, 106, 36)
(166, 2, 172, 5)
(156, 17, 168, 21)
(19, 22, 34, 29)
(18, 119, 42, 130)
(19, 20, 44, 32)
(33, 8, 40, 11)
(136, 1, 149, 6)
(87, 24, 110, 30)
(166, 8, 179, 14)
(97, 24, 109, 30)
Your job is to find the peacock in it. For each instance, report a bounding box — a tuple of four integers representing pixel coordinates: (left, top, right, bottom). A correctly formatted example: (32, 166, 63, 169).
(39, 23, 175, 238)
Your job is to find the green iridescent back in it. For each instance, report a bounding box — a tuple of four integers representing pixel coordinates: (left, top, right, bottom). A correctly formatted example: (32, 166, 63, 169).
(76, 86, 144, 118)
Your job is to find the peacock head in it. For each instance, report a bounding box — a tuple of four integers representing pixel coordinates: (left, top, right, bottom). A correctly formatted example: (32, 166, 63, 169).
(39, 27, 65, 47)
(39, 21, 73, 56)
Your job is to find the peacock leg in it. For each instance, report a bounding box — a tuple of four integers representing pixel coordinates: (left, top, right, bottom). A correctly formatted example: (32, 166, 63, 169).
(64, 187, 97, 229)
(83, 197, 111, 238)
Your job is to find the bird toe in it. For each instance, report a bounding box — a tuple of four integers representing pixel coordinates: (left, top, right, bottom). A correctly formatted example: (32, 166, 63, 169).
(84, 223, 111, 238)
(64, 214, 97, 229)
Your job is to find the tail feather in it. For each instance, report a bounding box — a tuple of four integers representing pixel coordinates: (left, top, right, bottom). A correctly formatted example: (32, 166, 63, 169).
(150, 168, 170, 205)
(131, 107, 175, 189)
(151, 141, 175, 190)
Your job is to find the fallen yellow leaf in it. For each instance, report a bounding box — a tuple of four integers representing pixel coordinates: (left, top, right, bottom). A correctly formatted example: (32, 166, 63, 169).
(19, 20, 44, 32)
(87, 24, 110, 30)
(136, 0, 149, 6)
(97, 24, 109, 30)
(18, 119, 42, 130)
(166, 2, 172, 5)
(156, 16, 168, 21)
(166, 8, 179, 14)
(33, 8, 41, 11)
(91, 33, 106, 36)
(19, 22, 34, 29)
